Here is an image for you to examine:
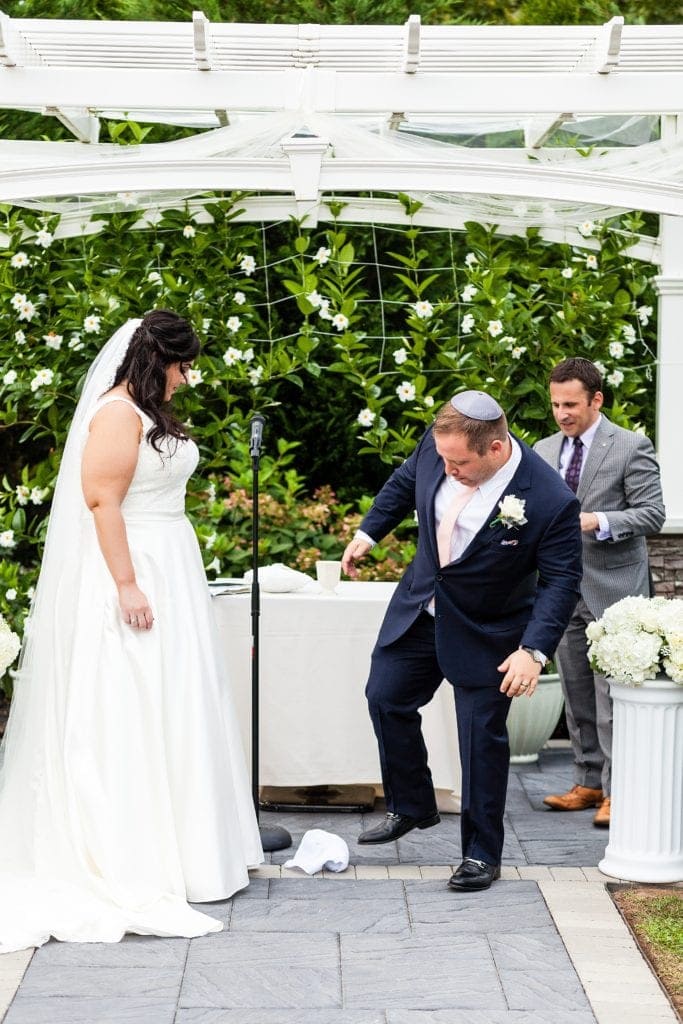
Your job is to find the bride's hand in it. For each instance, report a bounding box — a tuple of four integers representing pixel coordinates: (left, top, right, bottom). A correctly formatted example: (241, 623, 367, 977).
(118, 582, 154, 630)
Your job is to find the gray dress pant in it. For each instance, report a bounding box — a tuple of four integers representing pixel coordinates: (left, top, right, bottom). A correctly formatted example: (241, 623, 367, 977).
(554, 597, 612, 795)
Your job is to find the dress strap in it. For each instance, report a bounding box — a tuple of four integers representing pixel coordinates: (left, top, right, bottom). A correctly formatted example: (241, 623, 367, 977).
(88, 395, 149, 434)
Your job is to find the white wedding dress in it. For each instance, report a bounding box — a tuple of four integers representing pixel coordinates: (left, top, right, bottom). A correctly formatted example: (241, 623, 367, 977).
(0, 392, 263, 953)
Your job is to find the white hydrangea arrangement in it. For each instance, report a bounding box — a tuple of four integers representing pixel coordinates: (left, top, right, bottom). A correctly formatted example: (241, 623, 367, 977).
(0, 614, 21, 677)
(586, 595, 683, 686)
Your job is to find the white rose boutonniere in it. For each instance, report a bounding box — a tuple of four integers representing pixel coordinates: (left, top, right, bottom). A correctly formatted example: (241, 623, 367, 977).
(490, 494, 527, 531)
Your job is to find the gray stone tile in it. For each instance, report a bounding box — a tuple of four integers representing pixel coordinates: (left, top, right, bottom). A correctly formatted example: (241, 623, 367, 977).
(229, 896, 410, 934)
(404, 881, 552, 935)
(232, 877, 271, 899)
(341, 933, 505, 1010)
(259, 811, 365, 834)
(519, 839, 608, 866)
(4, 996, 178, 1024)
(177, 1011, 386, 1023)
(509, 812, 601, 839)
(488, 927, 573, 971)
(395, 832, 461, 866)
(387, 1011, 596, 1023)
(268, 878, 405, 900)
(15, 964, 182, 1000)
(30, 935, 189, 969)
(181, 933, 341, 1009)
(188, 901, 232, 926)
(498, 968, 592, 1011)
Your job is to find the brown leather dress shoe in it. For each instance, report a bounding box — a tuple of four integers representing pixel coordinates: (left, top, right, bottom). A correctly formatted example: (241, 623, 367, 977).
(593, 796, 611, 828)
(543, 785, 604, 811)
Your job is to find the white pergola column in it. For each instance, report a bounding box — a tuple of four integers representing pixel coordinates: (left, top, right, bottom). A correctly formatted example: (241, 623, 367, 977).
(654, 215, 683, 532)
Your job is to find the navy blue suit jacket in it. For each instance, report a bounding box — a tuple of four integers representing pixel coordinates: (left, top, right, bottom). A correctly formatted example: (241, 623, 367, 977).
(361, 429, 582, 688)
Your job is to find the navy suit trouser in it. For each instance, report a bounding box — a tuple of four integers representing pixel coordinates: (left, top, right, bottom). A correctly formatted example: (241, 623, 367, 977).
(365, 610, 512, 865)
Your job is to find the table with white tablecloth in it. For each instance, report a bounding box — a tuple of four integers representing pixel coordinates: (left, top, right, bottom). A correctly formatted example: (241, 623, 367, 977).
(211, 580, 462, 812)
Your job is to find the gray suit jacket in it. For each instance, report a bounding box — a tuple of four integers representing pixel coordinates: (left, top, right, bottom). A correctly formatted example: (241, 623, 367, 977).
(534, 417, 665, 618)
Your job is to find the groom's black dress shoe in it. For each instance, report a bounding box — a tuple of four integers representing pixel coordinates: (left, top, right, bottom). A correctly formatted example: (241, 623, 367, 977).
(357, 811, 440, 845)
(447, 858, 501, 891)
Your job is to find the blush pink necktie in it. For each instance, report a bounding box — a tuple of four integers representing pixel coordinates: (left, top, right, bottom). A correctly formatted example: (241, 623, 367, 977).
(437, 486, 476, 566)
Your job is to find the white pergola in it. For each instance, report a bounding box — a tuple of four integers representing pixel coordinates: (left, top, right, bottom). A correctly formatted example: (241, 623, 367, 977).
(1, 12, 682, 528)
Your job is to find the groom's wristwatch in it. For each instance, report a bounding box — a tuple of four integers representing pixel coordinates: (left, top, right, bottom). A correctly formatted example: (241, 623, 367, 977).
(520, 646, 548, 668)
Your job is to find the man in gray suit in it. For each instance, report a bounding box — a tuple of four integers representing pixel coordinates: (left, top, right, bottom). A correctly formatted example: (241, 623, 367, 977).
(534, 358, 665, 827)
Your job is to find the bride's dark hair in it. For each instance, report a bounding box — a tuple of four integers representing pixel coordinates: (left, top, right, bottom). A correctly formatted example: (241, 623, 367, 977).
(111, 309, 200, 452)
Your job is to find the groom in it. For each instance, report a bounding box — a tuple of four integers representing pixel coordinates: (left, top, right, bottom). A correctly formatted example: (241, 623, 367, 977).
(342, 391, 582, 891)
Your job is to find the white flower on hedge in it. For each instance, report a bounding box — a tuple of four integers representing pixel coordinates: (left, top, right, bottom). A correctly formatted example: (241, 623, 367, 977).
(501, 335, 516, 348)
(248, 366, 264, 386)
(30, 487, 48, 505)
(83, 315, 101, 334)
(561, 268, 573, 279)
(306, 291, 323, 308)
(43, 332, 62, 350)
(413, 300, 434, 319)
(314, 247, 331, 265)
(609, 341, 624, 359)
(461, 284, 478, 301)
(637, 304, 653, 326)
(3, 370, 17, 385)
(556, 310, 565, 320)
(318, 299, 332, 321)
(202, 319, 211, 332)
(424, 395, 435, 408)
(586, 254, 598, 270)
(30, 368, 54, 392)
(578, 220, 595, 237)
(15, 330, 26, 345)
(461, 313, 475, 335)
(510, 346, 527, 359)
(11, 252, 30, 269)
(393, 347, 408, 364)
(465, 252, 478, 268)
(186, 369, 203, 387)
(107, 297, 120, 311)
(396, 381, 416, 403)
(68, 335, 84, 351)
(233, 291, 246, 306)
(227, 316, 241, 333)
(34, 229, 53, 249)
(242, 347, 254, 363)
(594, 360, 608, 377)
(15, 486, 29, 505)
(206, 556, 221, 574)
(357, 408, 376, 427)
(332, 313, 349, 332)
(487, 320, 503, 337)
(10, 293, 26, 311)
(0, 530, 16, 549)
(18, 300, 36, 322)
(147, 271, 162, 284)
(622, 323, 637, 343)
(204, 531, 217, 550)
(182, 224, 196, 238)
(223, 347, 241, 367)
(239, 254, 256, 276)
(607, 369, 624, 387)
(5, 589, 16, 602)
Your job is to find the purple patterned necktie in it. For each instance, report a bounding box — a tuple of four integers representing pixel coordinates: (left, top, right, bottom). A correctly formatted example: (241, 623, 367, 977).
(564, 437, 583, 493)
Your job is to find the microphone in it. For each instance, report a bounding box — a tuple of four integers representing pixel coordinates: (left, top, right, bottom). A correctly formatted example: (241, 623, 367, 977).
(249, 413, 265, 457)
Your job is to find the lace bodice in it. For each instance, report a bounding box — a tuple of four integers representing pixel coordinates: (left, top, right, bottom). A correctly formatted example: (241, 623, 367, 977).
(88, 396, 199, 520)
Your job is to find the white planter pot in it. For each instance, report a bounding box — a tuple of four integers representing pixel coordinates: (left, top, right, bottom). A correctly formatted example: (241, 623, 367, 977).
(507, 672, 564, 764)
(599, 676, 683, 883)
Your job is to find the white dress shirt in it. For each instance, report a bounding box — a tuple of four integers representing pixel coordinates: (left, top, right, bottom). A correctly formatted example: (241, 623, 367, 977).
(558, 415, 610, 540)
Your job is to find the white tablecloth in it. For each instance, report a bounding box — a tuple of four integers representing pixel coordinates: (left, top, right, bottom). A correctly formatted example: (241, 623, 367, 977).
(211, 580, 461, 811)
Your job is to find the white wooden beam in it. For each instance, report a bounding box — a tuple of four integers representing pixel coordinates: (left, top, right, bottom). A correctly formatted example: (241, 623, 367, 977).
(403, 15, 420, 74)
(192, 10, 212, 71)
(654, 215, 683, 531)
(595, 16, 624, 75)
(524, 113, 574, 150)
(0, 14, 17, 67)
(1, 68, 682, 116)
(44, 106, 100, 144)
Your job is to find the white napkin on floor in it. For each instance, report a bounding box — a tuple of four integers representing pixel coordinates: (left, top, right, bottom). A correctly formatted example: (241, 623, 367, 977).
(283, 829, 350, 874)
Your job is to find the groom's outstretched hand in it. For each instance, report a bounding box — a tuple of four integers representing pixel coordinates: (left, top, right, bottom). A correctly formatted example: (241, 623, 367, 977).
(341, 538, 372, 578)
(498, 649, 542, 699)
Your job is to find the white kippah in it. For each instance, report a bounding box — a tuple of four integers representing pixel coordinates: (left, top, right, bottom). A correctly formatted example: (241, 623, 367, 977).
(450, 390, 504, 421)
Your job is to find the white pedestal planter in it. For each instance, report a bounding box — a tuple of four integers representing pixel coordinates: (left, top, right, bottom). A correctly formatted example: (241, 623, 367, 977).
(507, 672, 564, 764)
(599, 677, 683, 883)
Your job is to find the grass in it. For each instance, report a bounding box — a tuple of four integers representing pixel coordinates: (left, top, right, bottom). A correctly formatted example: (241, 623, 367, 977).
(613, 886, 683, 1018)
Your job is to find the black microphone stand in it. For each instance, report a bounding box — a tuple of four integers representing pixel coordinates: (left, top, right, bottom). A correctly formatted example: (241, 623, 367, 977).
(249, 413, 292, 853)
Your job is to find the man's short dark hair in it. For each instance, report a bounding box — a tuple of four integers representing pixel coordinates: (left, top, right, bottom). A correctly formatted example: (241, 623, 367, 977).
(549, 358, 603, 400)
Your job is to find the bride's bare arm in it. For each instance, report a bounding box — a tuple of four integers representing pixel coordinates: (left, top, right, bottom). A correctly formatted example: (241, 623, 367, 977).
(81, 402, 154, 630)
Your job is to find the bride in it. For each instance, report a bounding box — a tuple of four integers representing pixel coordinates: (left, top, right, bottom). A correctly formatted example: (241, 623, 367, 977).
(0, 311, 263, 952)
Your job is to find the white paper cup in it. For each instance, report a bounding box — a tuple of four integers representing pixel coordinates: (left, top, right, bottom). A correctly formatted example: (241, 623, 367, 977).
(315, 560, 342, 595)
